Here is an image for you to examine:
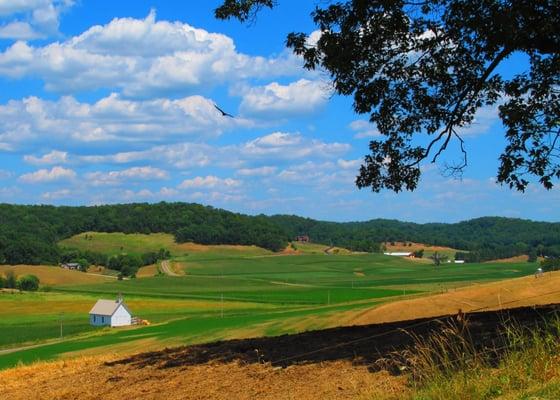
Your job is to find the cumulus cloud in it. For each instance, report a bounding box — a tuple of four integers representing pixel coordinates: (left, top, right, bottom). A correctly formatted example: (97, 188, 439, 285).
(239, 79, 330, 118)
(85, 166, 169, 186)
(19, 165, 75, 183)
(0, 10, 303, 96)
(0, 94, 247, 150)
(337, 158, 361, 169)
(77, 132, 350, 170)
(24, 149, 67, 165)
(241, 132, 349, 160)
(178, 175, 241, 190)
(349, 120, 382, 139)
(0, 0, 74, 39)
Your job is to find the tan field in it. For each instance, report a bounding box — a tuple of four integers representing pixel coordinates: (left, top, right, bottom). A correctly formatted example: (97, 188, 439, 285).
(0, 265, 114, 285)
(383, 241, 459, 253)
(136, 264, 159, 278)
(342, 270, 560, 326)
(0, 355, 407, 400)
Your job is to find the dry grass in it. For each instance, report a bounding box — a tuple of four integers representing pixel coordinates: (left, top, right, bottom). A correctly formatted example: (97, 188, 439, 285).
(0, 356, 407, 400)
(345, 270, 560, 326)
(383, 242, 459, 253)
(0, 265, 113, 286)
(136, 264, 158, 278)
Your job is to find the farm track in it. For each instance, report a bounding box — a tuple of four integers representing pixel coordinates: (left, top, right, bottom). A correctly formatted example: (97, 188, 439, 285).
(160, 260, 181, 277)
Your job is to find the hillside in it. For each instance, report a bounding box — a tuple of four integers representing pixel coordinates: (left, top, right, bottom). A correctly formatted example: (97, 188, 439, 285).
(1, 202, 560, 266)
(2, 304, 559, 400)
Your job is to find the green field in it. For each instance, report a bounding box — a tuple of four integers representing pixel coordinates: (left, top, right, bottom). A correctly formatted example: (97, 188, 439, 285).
(0, 233, 538, 370)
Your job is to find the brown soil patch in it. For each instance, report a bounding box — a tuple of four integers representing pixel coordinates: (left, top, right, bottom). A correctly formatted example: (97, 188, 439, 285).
(0, 265, 112, 285)
(0, 356, 407, 400)
(348, 270, 560, 326)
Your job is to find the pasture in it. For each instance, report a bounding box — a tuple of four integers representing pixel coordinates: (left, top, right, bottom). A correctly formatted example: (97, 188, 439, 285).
(0, 234, 540, 370)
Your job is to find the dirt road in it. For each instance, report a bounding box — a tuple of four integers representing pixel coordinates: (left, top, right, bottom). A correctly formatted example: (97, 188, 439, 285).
(160, 260, 181, 276)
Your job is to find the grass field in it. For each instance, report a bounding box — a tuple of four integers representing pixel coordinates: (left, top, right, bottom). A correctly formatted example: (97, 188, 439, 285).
(59, 232, 272, 257)
(0, 265, 115, 285)
(0, 233, 541, 370)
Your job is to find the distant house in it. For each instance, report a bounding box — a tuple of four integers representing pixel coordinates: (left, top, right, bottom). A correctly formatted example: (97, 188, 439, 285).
(384, 252, 413, 257)
(89, 297, 132, 327)
(296, 235, 310, 243)
(60, 263, 81, 270)
(454, 260, 465, 264)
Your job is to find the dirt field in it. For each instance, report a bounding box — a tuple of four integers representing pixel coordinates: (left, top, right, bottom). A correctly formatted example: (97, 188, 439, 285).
(2, 304, 558, 400)
(0, 265, 113, 285)
(0, 356, 406, 400)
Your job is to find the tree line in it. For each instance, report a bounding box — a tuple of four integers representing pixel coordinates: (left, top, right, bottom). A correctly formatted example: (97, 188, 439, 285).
(0, 271, 40, 291)
(60, 248, 170, 278)
(1, 203, 560, 266)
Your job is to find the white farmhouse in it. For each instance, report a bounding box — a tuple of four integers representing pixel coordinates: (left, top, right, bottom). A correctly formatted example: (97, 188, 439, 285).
(89, 297, 132, 327)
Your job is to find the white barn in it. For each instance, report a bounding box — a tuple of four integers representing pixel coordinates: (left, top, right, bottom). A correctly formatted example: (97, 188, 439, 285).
(384, 252, 413, 257)
(89, 298, 132, 327)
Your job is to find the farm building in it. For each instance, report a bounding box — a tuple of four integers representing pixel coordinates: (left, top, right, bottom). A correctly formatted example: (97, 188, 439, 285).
(89, 297, 132, 327)
(295, 235, 310, 243)
(384, 252, 413, 257)
(60, 263, 81, 270)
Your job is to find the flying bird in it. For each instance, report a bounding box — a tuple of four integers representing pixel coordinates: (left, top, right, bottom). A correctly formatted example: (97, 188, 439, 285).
(214, 104, 234, 118)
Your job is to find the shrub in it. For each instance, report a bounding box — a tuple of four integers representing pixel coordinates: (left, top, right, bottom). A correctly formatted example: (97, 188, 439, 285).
(17, 274, 40, 291)
(5, 270, 17, 289)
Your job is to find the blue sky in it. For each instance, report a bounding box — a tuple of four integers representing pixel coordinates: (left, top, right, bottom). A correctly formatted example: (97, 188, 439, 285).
(0, 0, 557, 223)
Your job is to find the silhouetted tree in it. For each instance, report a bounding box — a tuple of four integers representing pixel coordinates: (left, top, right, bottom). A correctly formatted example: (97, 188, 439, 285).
(216, 0, 560, 192)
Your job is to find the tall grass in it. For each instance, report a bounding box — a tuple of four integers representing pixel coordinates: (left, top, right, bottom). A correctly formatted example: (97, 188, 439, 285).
(396, 315, 560, 399)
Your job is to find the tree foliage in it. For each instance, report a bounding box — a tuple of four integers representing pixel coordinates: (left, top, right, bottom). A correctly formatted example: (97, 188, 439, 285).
(1, 203, 559, 265)
(16, 275, 40, 291)
(216, 0, 560, 192)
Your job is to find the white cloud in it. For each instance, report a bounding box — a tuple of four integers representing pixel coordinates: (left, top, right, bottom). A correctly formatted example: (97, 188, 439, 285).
(0, 10, 303, 96)
(236, 166, 277, 176)
(179, 175, 241, 190)
(349, 120, 382, 139)
(85, 166, 169, 186)
(457, 104, 500, 137)
(77, 132, 350, 170)
(0, 0, 74, 39)
(41, 188, 71, 200)
(337, 158, 361, 169)
(24, 149, 67, 165)
(0, 94, 247, 150)
(0, 21, 40, 39)
(239, 79, 330, 118)
(241, 132, 349, 160)
(19, 165, 75, 183)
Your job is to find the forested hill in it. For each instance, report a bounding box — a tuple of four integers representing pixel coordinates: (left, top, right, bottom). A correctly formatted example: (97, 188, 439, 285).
(1, 202, 560, 265)
(269, 215, 560, 260)
(0, 203, 288, 264)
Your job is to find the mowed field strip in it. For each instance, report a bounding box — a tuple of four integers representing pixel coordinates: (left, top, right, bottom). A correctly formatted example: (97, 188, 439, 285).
(0, 232, 544, 370)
